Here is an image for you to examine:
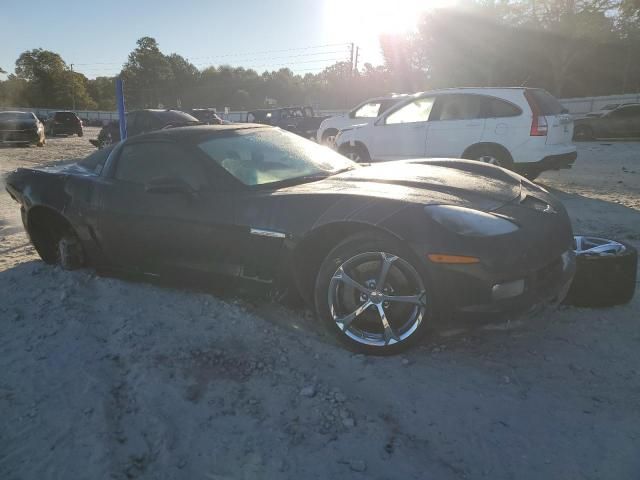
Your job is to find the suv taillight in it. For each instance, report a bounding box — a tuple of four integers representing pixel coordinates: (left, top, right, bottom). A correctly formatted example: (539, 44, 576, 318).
(524, 90, 548, 136)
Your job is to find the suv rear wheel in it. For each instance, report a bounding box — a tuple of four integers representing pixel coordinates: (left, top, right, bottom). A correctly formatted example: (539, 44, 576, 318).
(464, 145, 513, 170)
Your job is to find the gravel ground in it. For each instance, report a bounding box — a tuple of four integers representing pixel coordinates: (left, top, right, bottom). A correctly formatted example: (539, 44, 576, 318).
(1, 129, 639, 479)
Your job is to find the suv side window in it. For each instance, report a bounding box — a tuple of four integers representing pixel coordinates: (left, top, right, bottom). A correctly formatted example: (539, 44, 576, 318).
(484, 97, 522, 118)
(434, 94, 484, 121)
(114, 141, 208, 190)
(385, 97, 435, 124)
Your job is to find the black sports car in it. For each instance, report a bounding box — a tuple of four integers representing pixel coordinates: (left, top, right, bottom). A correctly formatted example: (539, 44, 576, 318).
(0, 111, 46, 146)
(5, 125, 576, 353)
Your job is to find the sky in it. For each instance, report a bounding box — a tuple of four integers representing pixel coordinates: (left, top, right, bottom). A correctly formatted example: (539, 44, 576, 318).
(0, 0, 453, 79)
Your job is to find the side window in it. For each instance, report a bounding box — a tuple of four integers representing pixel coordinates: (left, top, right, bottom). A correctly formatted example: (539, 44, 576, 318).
(435, 94, 483, 121)
(136, 113, 156, 132)
(385, 97, 435, 124)
(378, 99, 400, 116)
(114, 142, 208, 189)
(353, 102, 382, 118)
(126, 112, 138, 132)
(485, 97, 522, 118)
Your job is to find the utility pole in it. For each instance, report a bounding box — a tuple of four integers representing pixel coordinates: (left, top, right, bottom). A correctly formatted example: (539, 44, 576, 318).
(354, 46, 359, 73)
(350, 43, 355, 74)
(70, 63, 76, 110)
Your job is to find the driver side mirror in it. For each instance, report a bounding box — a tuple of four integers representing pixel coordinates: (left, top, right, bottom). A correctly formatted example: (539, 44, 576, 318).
(145, 176, 196, 196)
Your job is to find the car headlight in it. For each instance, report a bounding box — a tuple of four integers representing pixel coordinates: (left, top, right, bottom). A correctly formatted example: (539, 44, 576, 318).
(424, 205, 519, 237)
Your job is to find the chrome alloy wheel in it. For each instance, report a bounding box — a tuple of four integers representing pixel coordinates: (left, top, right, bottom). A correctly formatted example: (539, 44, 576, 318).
(573, 236, 626, 256)
(328, 252, 427, 347)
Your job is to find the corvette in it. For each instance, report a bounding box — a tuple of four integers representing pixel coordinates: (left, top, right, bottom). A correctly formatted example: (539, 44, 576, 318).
(5, 125, 576, 353)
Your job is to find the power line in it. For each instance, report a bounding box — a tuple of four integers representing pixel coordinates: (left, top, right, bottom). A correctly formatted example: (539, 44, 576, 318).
(187, 42, 351, 60)
(70, 42, 351, 67)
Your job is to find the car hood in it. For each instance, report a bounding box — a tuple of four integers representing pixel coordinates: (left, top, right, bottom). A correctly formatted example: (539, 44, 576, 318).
(277, 159, 523, 211)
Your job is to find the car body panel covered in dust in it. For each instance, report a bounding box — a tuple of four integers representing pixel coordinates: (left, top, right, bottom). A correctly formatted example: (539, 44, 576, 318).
(6, 124, 575, 319)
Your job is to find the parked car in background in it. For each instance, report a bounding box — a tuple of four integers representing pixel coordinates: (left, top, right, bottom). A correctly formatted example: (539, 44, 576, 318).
(190, 108, 226, 125)
(46, 111, 83, 137)
(0, 111, 46, 147)
(574, 103, 640, 140)
(247, 106, 329, 139)
(317, 94, 410, 146)
(336, 87, 576, 180)
(90, 109, 201, 148)
(6, 124, 576, 354)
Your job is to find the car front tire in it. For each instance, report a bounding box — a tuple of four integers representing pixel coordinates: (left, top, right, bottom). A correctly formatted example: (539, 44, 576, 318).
(339, 144, 370, 163)
(314, 233, 431, 355)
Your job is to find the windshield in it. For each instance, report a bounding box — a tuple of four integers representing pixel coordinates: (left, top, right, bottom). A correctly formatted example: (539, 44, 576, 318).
(0, 112, 34, 121)
(197, 128, 356, 186)
(160, 110, 199, 123)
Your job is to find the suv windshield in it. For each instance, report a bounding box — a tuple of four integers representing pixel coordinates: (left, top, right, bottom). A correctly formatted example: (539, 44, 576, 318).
(197, 128, 356, 186)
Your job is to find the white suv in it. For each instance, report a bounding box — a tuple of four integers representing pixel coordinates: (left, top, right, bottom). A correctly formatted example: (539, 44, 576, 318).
(317, 94, 410, 146)
(335, 88, 576, 179)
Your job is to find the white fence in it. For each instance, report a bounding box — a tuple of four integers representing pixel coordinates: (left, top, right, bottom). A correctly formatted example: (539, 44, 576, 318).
(3, 93, 639, 123)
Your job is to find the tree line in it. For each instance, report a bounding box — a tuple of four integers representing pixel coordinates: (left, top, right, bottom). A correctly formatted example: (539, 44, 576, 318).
(1, 0, 639, 112)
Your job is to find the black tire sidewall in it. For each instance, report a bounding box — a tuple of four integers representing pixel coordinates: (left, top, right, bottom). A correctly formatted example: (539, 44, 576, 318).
(314, 233, 433, 355)
(564, 239, 637, 307)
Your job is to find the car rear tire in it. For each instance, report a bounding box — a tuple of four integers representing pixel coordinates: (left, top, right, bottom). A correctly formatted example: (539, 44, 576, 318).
(465, 145, 513, 170)
(340, 144, 370, 163)
(77, 130, 84, 137)
(574, 125, 594, 141)
(563, 236, 637, 307)
(314, 233, 431, 355)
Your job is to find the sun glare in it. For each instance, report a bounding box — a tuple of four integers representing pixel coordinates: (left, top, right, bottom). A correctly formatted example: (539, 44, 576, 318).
(324, 0, 457, 65)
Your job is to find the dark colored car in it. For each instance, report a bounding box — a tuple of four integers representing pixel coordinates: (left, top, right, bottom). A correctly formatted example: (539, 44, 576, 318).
(574, 103, 640, 140)
(90, 109, 200, 148)
(46, 111, 83, 137)
(6, 125, 576, 354)
(190, 108, 225, 125)
(0, 111, 46, 147)
(247, 106, 330, 139)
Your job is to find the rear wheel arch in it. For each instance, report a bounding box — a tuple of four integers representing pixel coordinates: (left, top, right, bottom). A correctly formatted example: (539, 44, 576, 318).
(322, 128, 339, 140)
(26, 206, 82, 266)
(290, 222, 405, 304)
(462, 142, 514, 168)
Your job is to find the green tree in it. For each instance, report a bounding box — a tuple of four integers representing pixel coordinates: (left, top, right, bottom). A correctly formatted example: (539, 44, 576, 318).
(120, 37, 174, 108)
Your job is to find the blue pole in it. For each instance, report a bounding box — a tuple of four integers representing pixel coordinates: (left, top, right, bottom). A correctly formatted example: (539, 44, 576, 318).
(116, 78, 127, 140)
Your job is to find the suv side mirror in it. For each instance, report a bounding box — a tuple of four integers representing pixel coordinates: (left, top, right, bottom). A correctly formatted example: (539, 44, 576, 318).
(145, 176, 195, 195)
